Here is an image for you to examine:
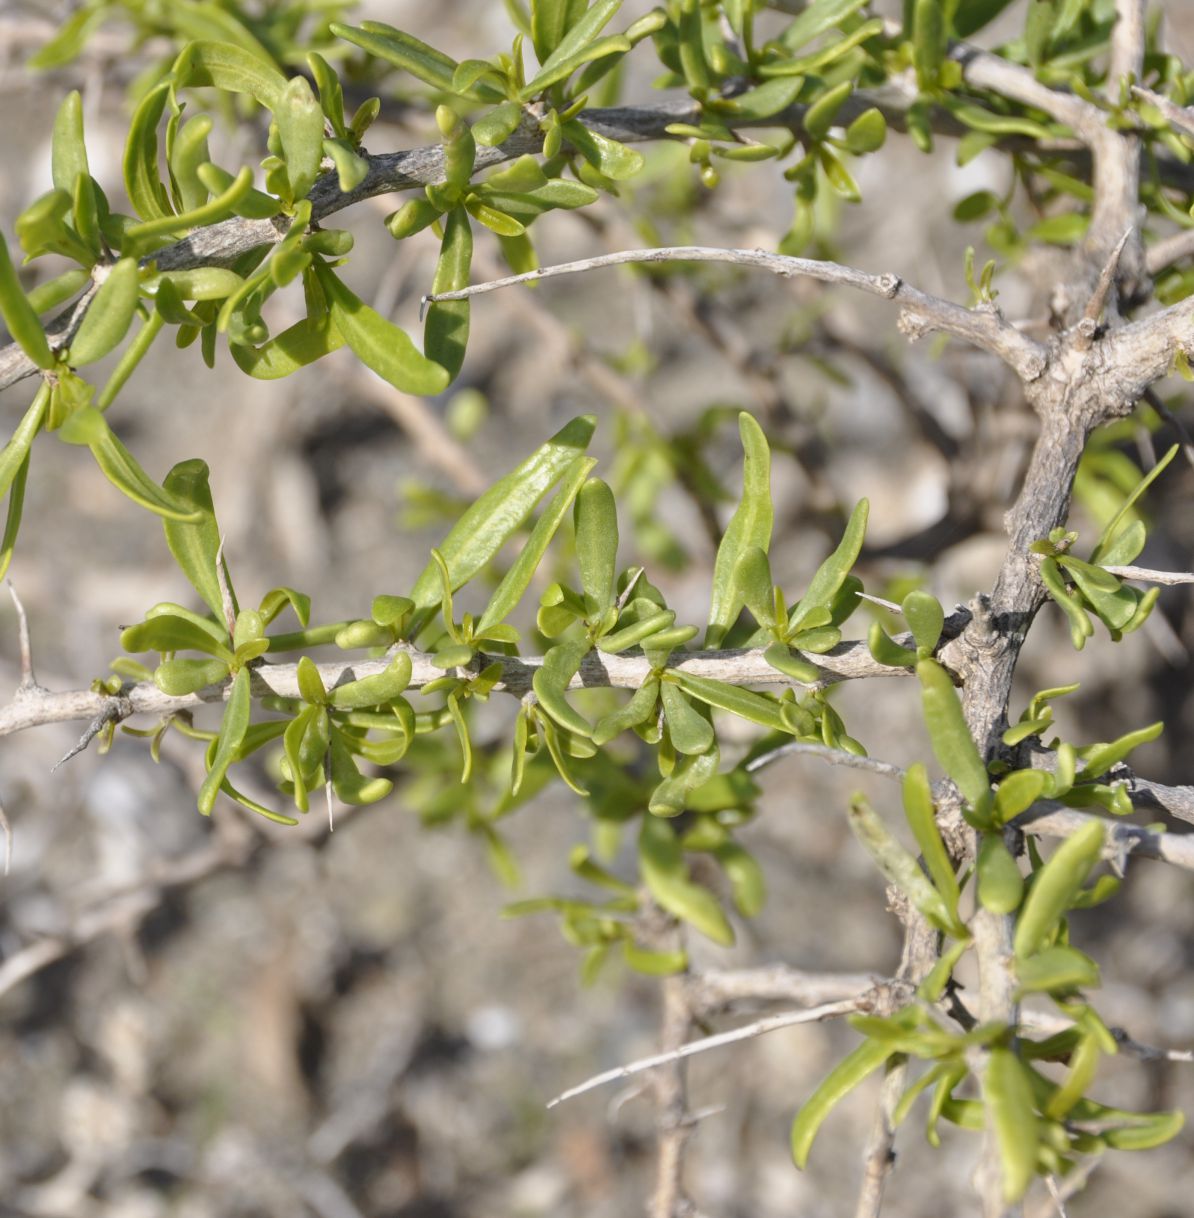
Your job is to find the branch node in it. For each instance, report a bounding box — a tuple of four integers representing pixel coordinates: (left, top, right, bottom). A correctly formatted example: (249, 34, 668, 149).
(878, 272, 901, 298)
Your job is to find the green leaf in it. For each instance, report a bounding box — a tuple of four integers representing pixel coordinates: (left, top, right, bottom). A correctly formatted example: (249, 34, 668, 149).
(1091, 444, 1178, 563)
(533, 637, 592, 736)
(296, 656, 327, 705)
(781, 0, 869, 50)
(198, 667, 252, 814)
(844, 108, 887, 154)
(173, 40, 287, 110)
(425, 206, 473, 383)
(231, 312, 346, 380)
(592, 678, 660, 745)
(994, 768, 1049, 823)
(408, 415, 596, 628)
(331, 22, 489, 99)
(676, 672, 791, 736)
(1078, 720, 1163, 779)
(712, 841, 766, 917)
(1100, 1110, 1185, 1151)
(68, 259, 140, 366)
(903, 590, 944, 653)
(1015, 945, 1100, 996)
(121, 612, 231, 658)
(1039, 556, 1094, 649)
(123, 82, 173, 222)
(902, 763, 960, 918)
(51, 90, 90, 198)
(575, 477, 619, 613)
(312, 259, 449, 397)
(789, 500, 868, 632)
(984, 1048, 1039, 1203)
(0, 447, 30, 583)
(478, 457, 594, 634)
(0, 233, 54, 369)
(561, 120, 645, 179)
(917, 659, 990, 812)
(536, 0, 621, 73)
(522, 34, 631, 98)
(0, 385, 49, 501)
(638, 814, 733, 945)
(154, 657, 231, 696)
(329, 652, 413, 709)
(162, 459, 236, 622)
(977, 834, 1024, 914)
(707, 413, 773, 647)
(1013, 820, 1105, 958)
(124, 166, 256, 252)
(868, 621, 918, 667)
(804, 81, 853, 142)
(329, 729, 394, 805)
(649, 741, 720, 816)
(474, 101, 525, 146)
(913, 0, 948, 89)
(660, 680, 714, 756)
(791, 1037, 895, 1168)
(530, 0, 588, 63)
(1058, 556, 1137, 630)
(597, 607, 676, 654)
(764, 641, 822, 683)
(848, 795, 965, 936)
(60, 409, 203, 522)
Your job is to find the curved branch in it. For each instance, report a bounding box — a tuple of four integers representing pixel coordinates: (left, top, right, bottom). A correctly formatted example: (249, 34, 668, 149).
(424, 246, 1049, 381)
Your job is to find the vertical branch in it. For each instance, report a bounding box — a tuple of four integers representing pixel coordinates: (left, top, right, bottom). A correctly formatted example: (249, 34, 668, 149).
(1087, 0, 1146, 294)
(854, 912, 939, 1218)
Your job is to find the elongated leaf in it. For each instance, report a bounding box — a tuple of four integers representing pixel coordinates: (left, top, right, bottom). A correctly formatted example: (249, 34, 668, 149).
(329, 652, 413, 709)
(408, 415, 596, 627)
(162, 459, 236, 621)
(712, 841, 766, 917)
(1013, 820, 1105, 958)
(903, 590, 944, 653)
(1078, 720, 1163, 779)
(649, 741, 720, 816)
(68, 258, 140, 366)
(789, 500, 868, 631)
(173, 40, 287, 109)
(917, 658, 990, 811)
(124, 166, 255, 250)
(984, 1048, 1039, 1203)
(673, 670, 791, 733)
(59, 408, 202, 522)
(51, 90, 89, 197)
(1091, 445, 1178, 562)
(868, 621, 918, 667)
(0, 233, 54, 369)
(1016, 945, 1099, 996)
(331, 21, 493, 99)
(977, 834, 1025, 914)
(707, 413, 773, 647)
(0, 447, 30, 583)
(575, 477, 618, 613)
(792, 1038, 895, 1167)
(597, 608, 676, 654)
(660, 680, 714, 755)
(313, 260, 449, 397)
(425, 207, 473, 382)
(198, 667, 251, 814)
(593, 677, 660, 745)
(531, 0, 588, 62)
(0, 385, 49, 501)
(638, 814, 733, 945)
(1059, 556, 1137, 630)
(522, 33, 631, 97)
(848, 795, 964, 935)
(123, 82, 172, 222)
(231, 312, 346, 380)
(533, 637, 592, 736)
(781, 0, 869, 50)
(902, 763, 960, 917)
(121, 612, 231, 658)
(561, 120, 644, 179)
(478, 456, 594, 632)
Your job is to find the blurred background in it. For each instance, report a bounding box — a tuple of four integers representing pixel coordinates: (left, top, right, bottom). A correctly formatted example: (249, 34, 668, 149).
(1, 1, 1193, 1215)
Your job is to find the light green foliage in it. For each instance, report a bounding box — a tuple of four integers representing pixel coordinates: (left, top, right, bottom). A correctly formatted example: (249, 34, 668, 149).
(2, 1, 1188, 1204)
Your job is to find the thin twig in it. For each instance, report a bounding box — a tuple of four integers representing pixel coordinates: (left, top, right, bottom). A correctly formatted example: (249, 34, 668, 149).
(0, 794, 10, 876)
(746, 740, 906, 780)
(1130, 83, 1194, 138)
(423, 245, 1048, 381)
(546, 995, 870, 1109)
(1101, 564, 1194, 585)
(1143, 388, 1194, 470)
(7, 581, 37, 691)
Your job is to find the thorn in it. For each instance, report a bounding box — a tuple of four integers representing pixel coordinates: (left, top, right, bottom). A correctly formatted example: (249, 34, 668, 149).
(418, 295, 430, 322)
(1080, 227, 1133, 336)
(214, 535, 236, 640)
(325, 746, 334, 833)
(0, 796, 10, 876)
(51, 702, 123, 772)
(7, 581, 38, 692)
